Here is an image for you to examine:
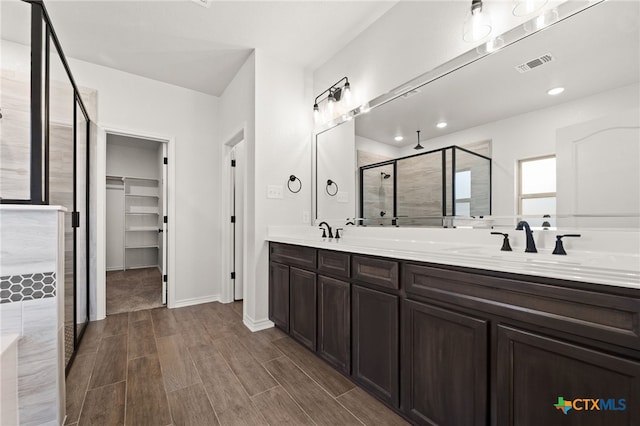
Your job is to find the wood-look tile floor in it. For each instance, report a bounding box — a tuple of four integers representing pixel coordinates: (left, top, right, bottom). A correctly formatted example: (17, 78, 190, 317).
(106, 268, 163, 315)
(65, 301, 409, 426)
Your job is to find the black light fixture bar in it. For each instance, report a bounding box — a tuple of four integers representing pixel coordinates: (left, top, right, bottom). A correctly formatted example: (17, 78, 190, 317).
(314, 76, 350, 110)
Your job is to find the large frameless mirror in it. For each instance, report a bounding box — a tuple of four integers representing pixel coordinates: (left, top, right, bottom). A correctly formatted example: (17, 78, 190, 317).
(314, 0, 639, 229)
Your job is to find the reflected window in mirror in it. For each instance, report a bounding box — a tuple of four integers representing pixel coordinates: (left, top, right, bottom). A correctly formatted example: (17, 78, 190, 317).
(455, 170, 472, 216)
(519, 155, 556, 227)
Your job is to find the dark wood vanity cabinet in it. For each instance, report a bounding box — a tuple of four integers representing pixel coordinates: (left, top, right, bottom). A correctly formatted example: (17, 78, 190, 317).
(289, 267, 317, 351)
(352, 284, 399, 407)
(401, 299, 488, 425)
(268, 261, 289, 332)
(496, 325, 640, 426)
(269, 242, 640, 426)
(318, 275, 350, 374)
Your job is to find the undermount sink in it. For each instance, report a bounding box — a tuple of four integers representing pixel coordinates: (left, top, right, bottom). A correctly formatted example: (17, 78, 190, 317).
(442, 245, 640, 274)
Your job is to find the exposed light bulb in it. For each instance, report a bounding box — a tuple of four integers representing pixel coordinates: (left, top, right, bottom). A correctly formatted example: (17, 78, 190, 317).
(436, 122, 448, 129)
(343, 81, 351, 103)
(512, 0, 547, 17)
(394, 136, 404, 142)
(313, 103, 320, 123)
(463, 0, 492, 42)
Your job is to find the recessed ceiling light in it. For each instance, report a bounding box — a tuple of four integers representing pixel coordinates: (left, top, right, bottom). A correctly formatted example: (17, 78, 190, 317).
(436, 122, 448, 129)
(394, 136, 403, 142)
(547, 87, 565, 95)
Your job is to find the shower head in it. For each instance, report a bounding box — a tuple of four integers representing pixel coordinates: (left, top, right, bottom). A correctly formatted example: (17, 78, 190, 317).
(381, 172, 391, 179)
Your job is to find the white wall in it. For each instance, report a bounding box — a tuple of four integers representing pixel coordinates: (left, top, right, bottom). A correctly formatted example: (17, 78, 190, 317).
(5, 43, 224, 316)
(248, 50, 313, 329)
(356, 134, 402, 159)
(106, 139, 160, 180)
(316, 120, 356, 222)
(219, 50, 313, 329)
(219, 53, 256, 306)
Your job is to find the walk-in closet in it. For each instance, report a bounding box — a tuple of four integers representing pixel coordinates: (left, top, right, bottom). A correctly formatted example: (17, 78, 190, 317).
(105, 134, 167, 314)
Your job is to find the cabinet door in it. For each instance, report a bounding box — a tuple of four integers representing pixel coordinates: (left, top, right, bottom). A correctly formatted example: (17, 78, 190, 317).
(290, 267, 317, 351)
(352, 284, 399, 406)
(269, 262, 289, 332)
(318, 275, 350, 374)
(402, 300, 488, 426)
(496, 325, 640, 426)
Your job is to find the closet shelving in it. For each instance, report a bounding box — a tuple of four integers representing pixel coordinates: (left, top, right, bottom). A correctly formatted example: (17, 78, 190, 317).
(108, 175, 161, 269)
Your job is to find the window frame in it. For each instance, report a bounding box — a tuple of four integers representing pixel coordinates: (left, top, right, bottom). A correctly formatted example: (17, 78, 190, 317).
(517, 154, 556, 216)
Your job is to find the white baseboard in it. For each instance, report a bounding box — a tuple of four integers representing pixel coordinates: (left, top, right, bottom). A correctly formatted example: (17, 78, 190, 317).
(243, 314, 274, 332)
(171, 294, 220, 309)
(106, 266, 122, 272)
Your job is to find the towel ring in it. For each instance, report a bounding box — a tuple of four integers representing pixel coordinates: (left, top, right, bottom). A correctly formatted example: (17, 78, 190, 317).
(287, 175, 302, 193)
(326, 179, 338, 196)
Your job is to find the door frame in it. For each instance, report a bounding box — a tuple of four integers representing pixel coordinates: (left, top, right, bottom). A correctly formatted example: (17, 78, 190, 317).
(220, 124, 247, 305)
(95, 125, 176, 319)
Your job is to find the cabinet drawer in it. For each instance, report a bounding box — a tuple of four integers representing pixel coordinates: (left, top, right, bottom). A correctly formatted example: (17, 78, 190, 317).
(318, 250, 350, 278)
(404, 263, 640, 351)
(270, 243, 316, 269)
(352, 255, 399, 290)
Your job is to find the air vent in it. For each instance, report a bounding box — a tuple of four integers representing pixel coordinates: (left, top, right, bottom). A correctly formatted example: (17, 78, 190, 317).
(515, 53, 555, 73)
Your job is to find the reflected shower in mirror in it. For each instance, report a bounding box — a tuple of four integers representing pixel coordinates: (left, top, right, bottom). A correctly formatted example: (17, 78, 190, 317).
(360, 146, 490, 227)
(314, 0, 639, 228)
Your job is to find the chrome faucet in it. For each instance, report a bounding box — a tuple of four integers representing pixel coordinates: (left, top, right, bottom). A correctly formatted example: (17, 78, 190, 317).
(515, 221, 537, 253)
(318, 221, 333, 238)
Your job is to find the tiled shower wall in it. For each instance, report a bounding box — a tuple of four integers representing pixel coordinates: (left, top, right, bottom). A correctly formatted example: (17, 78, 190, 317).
(0, 206, 65, 425)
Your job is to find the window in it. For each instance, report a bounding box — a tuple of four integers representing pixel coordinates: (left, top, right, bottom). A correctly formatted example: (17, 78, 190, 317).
(455, 170, 471, 216)
(518, 155, 556, 224)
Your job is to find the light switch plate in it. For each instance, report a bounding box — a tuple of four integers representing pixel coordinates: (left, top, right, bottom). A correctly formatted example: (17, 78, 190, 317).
(302, 211, 310, 223)
(337, 191, 349, 203)
(267, 185, 284, 199)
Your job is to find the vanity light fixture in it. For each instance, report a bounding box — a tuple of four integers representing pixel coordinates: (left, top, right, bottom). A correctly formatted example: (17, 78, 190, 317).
(547, 87, 565, 95)
(414, 130, 424, 150)
(313, 77, 351, 123)
(463, 0, 492, 42)
(394, 135, 404, 142)
(436, 122, 448, 129)
(512, 0, 547, 17)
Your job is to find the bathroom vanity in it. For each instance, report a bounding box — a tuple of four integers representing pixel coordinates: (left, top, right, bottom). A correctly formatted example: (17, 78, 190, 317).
(268, 237, 640, 425)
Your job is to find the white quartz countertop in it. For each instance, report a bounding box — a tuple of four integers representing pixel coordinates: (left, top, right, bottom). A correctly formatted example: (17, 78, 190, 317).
(0, 205, 67, 212)
(267, 226, 640, 290)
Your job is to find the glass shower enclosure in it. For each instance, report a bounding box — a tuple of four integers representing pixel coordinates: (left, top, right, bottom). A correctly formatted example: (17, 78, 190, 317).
(0, 0, 91, 372)
(360, 145, 491, 226)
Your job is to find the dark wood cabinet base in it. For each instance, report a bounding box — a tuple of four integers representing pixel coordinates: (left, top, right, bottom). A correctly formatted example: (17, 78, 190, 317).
(268, 242, 640, 426)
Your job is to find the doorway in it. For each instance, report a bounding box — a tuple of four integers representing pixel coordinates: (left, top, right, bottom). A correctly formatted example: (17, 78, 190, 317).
(223, 129, 245, 304)
(105, 133, 168, 314)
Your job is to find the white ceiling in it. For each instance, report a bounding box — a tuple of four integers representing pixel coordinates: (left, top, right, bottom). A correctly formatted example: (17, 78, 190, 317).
(355, 0, 640, 147)
(1, 0, 397, 96)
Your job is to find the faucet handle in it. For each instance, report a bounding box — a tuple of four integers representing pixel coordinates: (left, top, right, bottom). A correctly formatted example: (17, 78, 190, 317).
(552, 234, 581, 255)
(319, 227, 327, 238)
(491, 232, 512, 252)
(335, 228, 343, 239)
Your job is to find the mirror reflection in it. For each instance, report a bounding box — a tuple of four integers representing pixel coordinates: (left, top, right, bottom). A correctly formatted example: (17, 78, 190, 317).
(315, 0, 640, 228)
